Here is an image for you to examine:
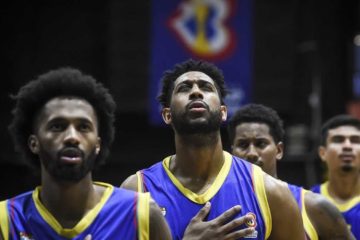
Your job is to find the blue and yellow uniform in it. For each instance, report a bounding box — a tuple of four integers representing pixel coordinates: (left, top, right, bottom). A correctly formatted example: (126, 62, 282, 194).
(137, 151, 271, 240)
(311, 182, 360, 239)
(287, 184, 318, 240)
(0, 182, 150, 240)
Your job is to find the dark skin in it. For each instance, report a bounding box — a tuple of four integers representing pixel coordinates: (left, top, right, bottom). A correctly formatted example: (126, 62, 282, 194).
(149, 198, 172, 240)
(305, 191, 354, 240)
(0, 97, 171, 240)
(122, 71, 305, 239)
(29, 97, 102, 228)
(231, 122, 354, 240)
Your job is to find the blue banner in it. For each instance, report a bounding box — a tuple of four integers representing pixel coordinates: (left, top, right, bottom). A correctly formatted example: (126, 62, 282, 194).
(149, 0, 253, 125)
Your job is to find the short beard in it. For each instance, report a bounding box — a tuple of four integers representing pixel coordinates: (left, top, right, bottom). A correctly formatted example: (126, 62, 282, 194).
(171, 108, 223, 135)
(45, 149, 97, 182)
(341, 165, 354, 172)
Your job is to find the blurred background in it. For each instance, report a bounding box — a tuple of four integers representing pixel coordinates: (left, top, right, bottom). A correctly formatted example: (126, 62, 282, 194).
(1, 0, 359, 199)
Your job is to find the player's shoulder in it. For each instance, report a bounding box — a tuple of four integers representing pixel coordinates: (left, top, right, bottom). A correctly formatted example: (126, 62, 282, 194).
(304, 190, 326, 206)
(263, 173, 300, 212)
(120, 160, 165, 190)
(120, 173, 138, 191)
(304, 190, 335, 215)
(263, 173, 289, 195)
(262, 174, 306, 239)
(304, 190, 341, 217)
(303, 190, 354, 239)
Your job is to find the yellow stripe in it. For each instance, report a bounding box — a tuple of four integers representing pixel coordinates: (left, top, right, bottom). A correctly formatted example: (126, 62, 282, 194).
(136, 171, 143, 192)
(320, 182, 360, 212)
(193, 4, 211, 54)
(0, 200, 9, 240)
(162, 151, 232, 204)
(33, 182, 113, 238)
(302, 190, 318, 240)
(252, 165, 272, 239)
(137, 192, 150, 240)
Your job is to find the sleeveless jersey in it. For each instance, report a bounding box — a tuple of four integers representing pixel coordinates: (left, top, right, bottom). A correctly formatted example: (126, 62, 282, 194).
(287, 184, 318, 240)
(137, 151, 272, 240)
(311, 182, 360, 239)
(0, 182, 150, 240)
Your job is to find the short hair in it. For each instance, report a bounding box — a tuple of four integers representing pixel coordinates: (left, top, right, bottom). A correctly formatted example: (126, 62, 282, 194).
(320, 114, 360, 146)
(157, 59, 228, 107)
(228, 103, 285, 144)
(8, 67, 116, 169)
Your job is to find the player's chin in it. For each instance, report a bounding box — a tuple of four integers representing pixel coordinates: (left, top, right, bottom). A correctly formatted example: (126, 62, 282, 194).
(340, 164, 355, 172)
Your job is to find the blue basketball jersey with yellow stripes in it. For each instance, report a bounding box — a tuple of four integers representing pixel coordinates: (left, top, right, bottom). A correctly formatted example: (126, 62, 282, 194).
(311, 182, 360, 240)
(0, 182, 150, 240)
(137, 151, 271, 240)
(287, 184, 318, 240)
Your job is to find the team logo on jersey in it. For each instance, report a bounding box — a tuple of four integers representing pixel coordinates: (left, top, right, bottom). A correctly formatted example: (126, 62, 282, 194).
(244, 212, 258, 238)
(20, 232, 34, 240)
(160, 207, 167, 216)
(167, 0, 236, 60)
(245, 212, 257, 228)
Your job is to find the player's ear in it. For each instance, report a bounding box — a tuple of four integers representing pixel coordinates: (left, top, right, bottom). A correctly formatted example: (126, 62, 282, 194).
(318, 146, 327, 162)
(220, 105, 227, 122)
(161, 108, 172, 125)
(28, 135, 39, 154)
(276, 142, 284, 161)
(95, 137, 101, 155)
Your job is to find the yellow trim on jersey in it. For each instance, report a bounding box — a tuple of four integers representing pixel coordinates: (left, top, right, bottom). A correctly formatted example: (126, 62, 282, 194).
(252, 165, 272, 239)
(136, 171, 144, 192)
(0, 200, 9, 240)
(33, 182, 113, 238)
(162, 151, 232, 204)
(320, 182, 360, 212)
(137, 192, 150, 240)
(302, 190, 318, 240)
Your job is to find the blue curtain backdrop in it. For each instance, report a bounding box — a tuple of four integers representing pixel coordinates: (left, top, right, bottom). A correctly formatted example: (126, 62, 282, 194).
(149, 0, 253, 125)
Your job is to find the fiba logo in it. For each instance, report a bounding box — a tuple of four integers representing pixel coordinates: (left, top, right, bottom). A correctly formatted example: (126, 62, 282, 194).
(168, 0, 236, 60)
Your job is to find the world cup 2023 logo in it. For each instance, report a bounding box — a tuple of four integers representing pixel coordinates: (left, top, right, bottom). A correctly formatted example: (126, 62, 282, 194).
(167, 0, 236, 61)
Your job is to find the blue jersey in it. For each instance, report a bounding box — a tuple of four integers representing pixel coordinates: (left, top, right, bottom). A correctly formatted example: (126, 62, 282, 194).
(0, 182, 150, 240)
(287, 184, 318, 240)
(311, 182, 360, 239)
(137, 151, 271, 240)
